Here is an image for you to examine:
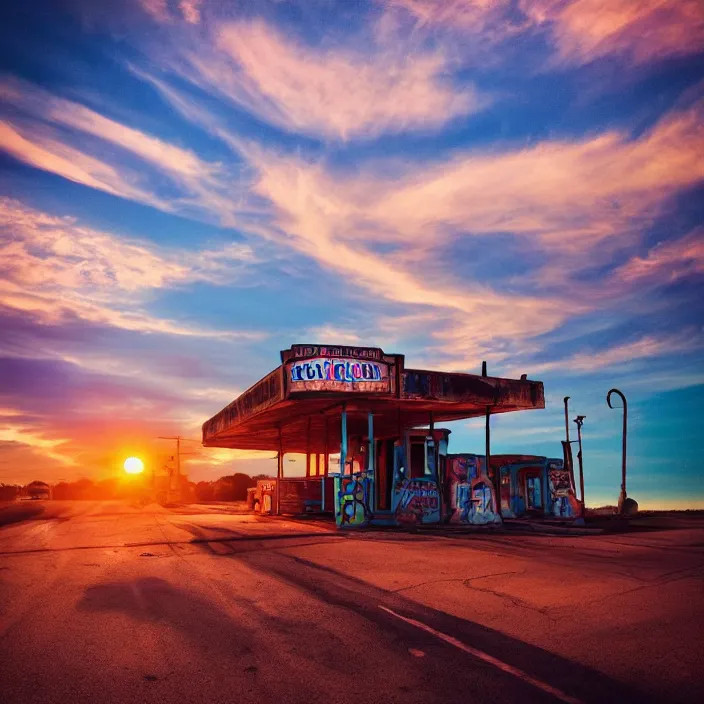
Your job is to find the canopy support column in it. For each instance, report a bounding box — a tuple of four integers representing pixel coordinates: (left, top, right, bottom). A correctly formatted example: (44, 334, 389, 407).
(322, 417, 329, 512)
(483, 361, 500, 516)
(340, 404, 348, 476)
(368, 412, 375, 513)
(277, 426, 283, 516)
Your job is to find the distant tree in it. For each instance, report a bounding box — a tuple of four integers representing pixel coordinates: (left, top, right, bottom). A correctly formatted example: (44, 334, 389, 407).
(0, 484, 20, 501)
(72, 478, 96, 500)
(213, 477, 234, 501)
(95, 477, 119, 500)
(51, 482, 73, 500)
(194, 481, 214, 502)
(213, 473, 255, 501)
(252, 474, 274, 480)
(180, 479, 196, 502)
(26, 481, 50, 499)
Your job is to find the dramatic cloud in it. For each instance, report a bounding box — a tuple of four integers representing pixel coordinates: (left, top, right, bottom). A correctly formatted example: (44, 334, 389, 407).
(0, 79, 256, 227)
(0, 198, 258, 337)
(521, 331, 704, 375)
(1, 0, 702, 501)
(0, 121, 166, 209)
(389, 0, 704, 66)
(179, 19, 480, 140)
(180, 0, 202, 24)
(527, 0, 704, 66)
(614, 229, 704, 286)
(243, 101, 704, 369)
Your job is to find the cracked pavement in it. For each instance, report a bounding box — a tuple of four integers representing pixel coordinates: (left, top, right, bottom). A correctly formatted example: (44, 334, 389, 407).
(1, 501, 702, 703)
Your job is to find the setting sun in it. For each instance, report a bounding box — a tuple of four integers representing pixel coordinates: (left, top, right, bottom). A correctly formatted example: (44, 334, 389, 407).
(123, 457, 144, 475)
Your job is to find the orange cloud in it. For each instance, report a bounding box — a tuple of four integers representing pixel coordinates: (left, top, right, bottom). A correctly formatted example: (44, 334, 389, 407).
(180, 19, 481, 140)
(180, 0, 202, 24)
(390, 0, 704, 66)
(137, 0, 170, 24)
(531, 0, 704, 65)
(0, 121, 165, 208)
(0, 79, 267, 233)
(614, 229, 704, 285)
(0, 198, 260, 338)
(247, 99, 703, 303)
(512, 330, 704, 375)
(241, 100, 703, 372)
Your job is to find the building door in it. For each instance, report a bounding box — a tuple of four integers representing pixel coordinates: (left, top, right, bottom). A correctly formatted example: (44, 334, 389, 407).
(376, 438, 395, 510)
(525, 473, 543, 510)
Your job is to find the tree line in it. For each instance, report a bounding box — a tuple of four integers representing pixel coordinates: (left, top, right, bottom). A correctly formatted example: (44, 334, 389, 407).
(0, 474, 273, 503)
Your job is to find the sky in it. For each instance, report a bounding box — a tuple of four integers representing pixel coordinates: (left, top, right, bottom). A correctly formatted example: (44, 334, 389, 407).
(0, 0, 702, 508)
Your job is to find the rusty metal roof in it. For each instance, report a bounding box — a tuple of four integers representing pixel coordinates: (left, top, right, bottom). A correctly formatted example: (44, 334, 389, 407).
(202, 344, 545, 453)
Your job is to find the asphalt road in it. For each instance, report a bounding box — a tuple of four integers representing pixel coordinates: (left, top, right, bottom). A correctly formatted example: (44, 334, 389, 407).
(1, 501, 702, 704)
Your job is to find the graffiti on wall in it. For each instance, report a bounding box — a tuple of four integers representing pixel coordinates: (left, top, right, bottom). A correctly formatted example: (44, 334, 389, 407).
(287, 357, 392, 394)
(548, 463, 580, 517)
(335, 476, 371, 526)
(291, 358, 384, 382)
(446, 455, 501, 525)
(393, 478, 441, 525)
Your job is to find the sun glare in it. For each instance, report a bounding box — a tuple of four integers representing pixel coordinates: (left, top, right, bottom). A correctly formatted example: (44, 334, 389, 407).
(123, 456, 145, 474)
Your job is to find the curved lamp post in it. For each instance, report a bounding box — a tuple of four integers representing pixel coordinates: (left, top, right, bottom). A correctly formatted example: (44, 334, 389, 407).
(607, 388, 628, 513)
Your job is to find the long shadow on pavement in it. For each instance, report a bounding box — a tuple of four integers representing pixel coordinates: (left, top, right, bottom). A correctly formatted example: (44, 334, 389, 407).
(221, 546, 663, 704)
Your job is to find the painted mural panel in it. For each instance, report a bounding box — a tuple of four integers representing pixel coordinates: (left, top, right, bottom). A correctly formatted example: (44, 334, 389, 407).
(445, 455, 501, 525)
(548, 461, 581, 517)
(335, 475, 372, 527)
(393, 478, 441, 525)
(494, 456, 581, 519)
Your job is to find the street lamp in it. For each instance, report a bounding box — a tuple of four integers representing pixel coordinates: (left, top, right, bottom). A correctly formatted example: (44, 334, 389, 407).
(606, 388, 630, 514)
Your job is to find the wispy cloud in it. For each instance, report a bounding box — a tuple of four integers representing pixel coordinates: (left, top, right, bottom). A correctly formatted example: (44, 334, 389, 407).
(177, 18, 481, 140)
(389, 0, 704, 66)
(0, 78, 255, 227)
(242, 101, 704, 372)
(0, 198, 260, 338)
(614, 229, 704, 286)
(180, 0, 202, 25)
(528, 0, 704, 66)
(0, 120, 168, 209)
(521, 330, 703, 375)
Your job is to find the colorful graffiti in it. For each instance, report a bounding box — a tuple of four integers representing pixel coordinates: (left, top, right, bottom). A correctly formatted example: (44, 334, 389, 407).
(445, 455, 501, 525)
(393, 478, 441, 525)
(548, 464, 581, 517)
(335, 475, 371, 526)
(290, 358, 384, 383)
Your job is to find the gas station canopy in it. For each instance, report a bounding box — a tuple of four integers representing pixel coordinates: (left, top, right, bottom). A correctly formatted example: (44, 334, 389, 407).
(202, 344, 545, 454)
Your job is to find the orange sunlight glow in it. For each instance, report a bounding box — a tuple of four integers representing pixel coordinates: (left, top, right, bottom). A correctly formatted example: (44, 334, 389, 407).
(123, 456, 145, 474)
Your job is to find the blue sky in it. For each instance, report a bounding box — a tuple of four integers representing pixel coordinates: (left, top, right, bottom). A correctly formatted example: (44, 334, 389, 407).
(0, 0, 702, 508)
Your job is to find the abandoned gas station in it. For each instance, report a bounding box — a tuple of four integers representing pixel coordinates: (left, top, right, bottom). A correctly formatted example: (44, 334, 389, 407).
(202, 344, 580, 528)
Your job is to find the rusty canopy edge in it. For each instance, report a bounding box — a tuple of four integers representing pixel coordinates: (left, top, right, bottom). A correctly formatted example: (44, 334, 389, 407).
(202, 345, 545, 451)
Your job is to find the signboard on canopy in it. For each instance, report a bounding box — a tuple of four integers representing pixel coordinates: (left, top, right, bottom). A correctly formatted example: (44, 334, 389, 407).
(282, 344, 398, 394)
(282, 344, 386, 362)
(286, 356, 392, 393)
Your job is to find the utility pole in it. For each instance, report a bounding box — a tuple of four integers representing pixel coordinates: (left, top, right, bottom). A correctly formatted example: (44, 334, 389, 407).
(156, 436, 200, 505)
(158, 436, 180, 504)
